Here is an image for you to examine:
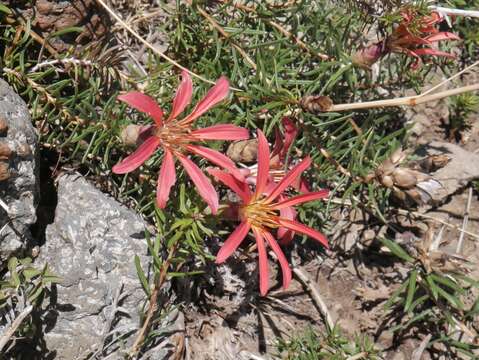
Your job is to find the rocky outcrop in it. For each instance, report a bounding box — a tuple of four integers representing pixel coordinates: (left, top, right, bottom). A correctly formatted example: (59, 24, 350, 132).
(0, 79, 39, 265)
(37, 174, 183, 359)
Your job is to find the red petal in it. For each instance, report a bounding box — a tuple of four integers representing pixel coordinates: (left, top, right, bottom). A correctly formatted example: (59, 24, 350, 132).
(216, 221, 251, 263)
(112, 136, 160, 174)
(168, 70, 193, 121)
(413, 48, 456, 58)
(156, 150, 176, 208)
(207, 169, 252, 202)
(280, 117, 298, 160)
(277, 217, 328, 248)
(263, 231, 292, 289)
(252, 228, 269, 296)
(265, 157, 312, 203)
(278, 203, 296, 245)
(180, 76, 229, 124)
(255, 130, 270, 197)
(190, 124, 249, 141)
(424, 32, 461, 43)
(272, 190, 329, 209)
(177, 154, 219, 214)
(118, 92, 164, 126)
(187, 145, 244, 180)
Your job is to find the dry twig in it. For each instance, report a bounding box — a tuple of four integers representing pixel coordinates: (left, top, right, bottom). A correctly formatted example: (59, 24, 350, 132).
(324, 83, 479, 112)
(0, 305, 33, 352)
(456, 187, 473, 254)
(291, 266, 334, 330)
(128, 246, 176, 357)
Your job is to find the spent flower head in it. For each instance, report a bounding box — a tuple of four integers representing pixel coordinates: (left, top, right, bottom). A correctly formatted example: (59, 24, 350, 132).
(209, 130, 329, 296)
(113, 71, 249, 213)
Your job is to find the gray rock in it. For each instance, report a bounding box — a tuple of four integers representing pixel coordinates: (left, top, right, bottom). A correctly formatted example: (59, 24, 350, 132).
(37, 174, 183, 359)
(0, 79, 39, 265)
(417, 141, 479, 208)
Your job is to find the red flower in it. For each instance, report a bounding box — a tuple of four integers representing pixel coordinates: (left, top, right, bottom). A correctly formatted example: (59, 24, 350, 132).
(209, 130, 329, 296)
(352, 10, 460, 69)
(387, 10, 460, 69)
(241, 118, 310, 245)
(112, 71, 249, 213)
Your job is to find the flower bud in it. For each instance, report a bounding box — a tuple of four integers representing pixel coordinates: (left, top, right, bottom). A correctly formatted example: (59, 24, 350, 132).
(352, 42, 384, 68)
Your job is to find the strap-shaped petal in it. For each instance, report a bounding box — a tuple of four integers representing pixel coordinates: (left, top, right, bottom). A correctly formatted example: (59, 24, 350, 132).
(118, 92, 164, 126)
(216, 220, 251, 263)
(252, 227, 269, 296)
(255, 130, 270, 197)
(187, 145, 244, 181)
(276, 217, 328, 248)
(272, 190, 329, 210)
(265, 157, 311, 203)
(156, 150, 176, 208)
(190, 124, 249, 141)
(177, 154, 219, 214)
(263, 230, 292, 289)
(180, 76, 229, 124)
(207, 169, 252, 202)
(112, 136, 160, 174)
(167, 70, 193, 121)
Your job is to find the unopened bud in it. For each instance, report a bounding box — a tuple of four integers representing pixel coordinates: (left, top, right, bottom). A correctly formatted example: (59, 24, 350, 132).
(120, 124, 142, 147)
(352, 42, 384, 69)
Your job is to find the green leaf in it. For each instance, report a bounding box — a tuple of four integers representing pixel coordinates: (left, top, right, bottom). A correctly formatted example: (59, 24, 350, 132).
(405, 269, 418, 313)
(426, 274, 439, 300)
(384, 280, 408, 310)
(436, 287, 464, 310)
(134, 255, 150, 296)
(430, 273, 465, 295)
(168, 270, 204, 278)
(380, 238, 415, 263)
(0, 4, 12, 14)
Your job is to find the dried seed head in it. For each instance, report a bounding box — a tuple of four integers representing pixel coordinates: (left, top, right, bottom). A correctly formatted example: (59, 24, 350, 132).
(227, 139, 258, 163)
(120, 124, 142, 147)
(391, 168, 418, 189)
(390, 148, 407, 165)
(0, 143, 12, 161)
(300, 95, 333, 114)
(0, 162, 10, 181)
(0, 116, 7, 135)
(380, 175, 394, 188)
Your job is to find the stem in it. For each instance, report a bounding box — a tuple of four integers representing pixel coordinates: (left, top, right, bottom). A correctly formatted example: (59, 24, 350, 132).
(128, 244, 177, 357)
(431, 6, 479, 19)
(328, 83, 479, 112)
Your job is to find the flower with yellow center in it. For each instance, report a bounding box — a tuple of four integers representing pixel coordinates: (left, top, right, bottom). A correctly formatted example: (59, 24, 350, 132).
(112, 71, 249, 213)
(209, 130, 329, 296)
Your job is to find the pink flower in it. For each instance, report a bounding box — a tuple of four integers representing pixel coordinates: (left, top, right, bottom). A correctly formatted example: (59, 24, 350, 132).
(243, 117, 309, 192)
(387, 10, 460, 69)
(113, 71, 249, 213)
(209, 130, 329, 296)
(352, 10, 460, 69)
(241, 118, 311, 245)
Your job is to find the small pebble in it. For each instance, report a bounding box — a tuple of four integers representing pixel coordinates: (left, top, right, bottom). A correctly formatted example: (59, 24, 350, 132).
(0, 116, 8, 135)
(0, 162, 10, 181)
(0, 142, 12, 160)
